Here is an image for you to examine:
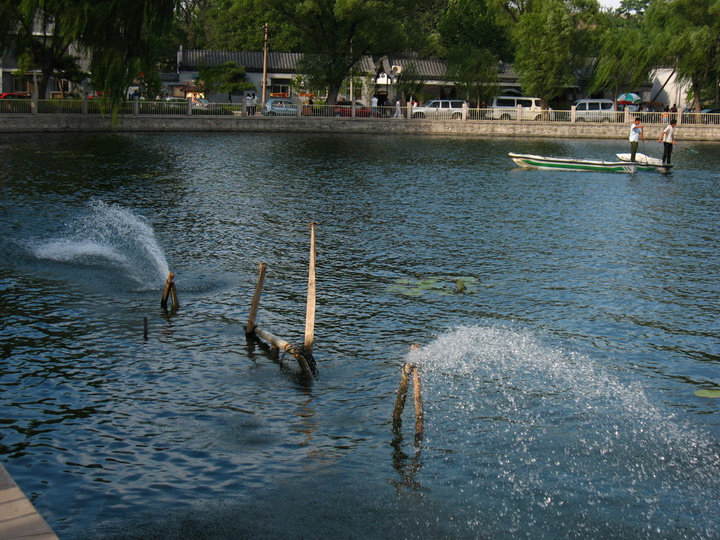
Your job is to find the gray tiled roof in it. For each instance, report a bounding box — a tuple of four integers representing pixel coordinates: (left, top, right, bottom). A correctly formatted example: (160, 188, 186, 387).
(179, 49, 375, 74)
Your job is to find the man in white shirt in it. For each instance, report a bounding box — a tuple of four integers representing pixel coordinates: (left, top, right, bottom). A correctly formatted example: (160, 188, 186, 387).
(628, 117, 644, 162)
(658, 119, 677, 164)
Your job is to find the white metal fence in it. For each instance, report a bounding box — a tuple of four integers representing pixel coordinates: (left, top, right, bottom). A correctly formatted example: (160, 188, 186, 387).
(1, 98, 717, 125)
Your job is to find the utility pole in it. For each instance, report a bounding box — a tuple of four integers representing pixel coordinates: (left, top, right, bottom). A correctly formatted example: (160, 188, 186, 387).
(262, 22, 269, 106)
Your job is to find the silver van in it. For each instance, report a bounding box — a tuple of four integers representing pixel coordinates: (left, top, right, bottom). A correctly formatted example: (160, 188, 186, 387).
(574, 99, 616, 122)
(487, 96, 545, 121)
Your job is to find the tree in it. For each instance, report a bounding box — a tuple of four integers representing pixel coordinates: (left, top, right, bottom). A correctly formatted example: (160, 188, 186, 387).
(512, 0, 575, 108)
(646, 0, 720, 112)
(196, 60, 255, 101)
(437, 0, 509, 105)
(0, 0, 178, 111)
(260, 0, 415, 105)
(394, 63, 426, 103)
(0, 0, 81, 98)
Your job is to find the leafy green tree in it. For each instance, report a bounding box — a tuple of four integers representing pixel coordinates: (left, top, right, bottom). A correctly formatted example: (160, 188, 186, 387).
(395, 62, 426, 102)
(0, 0, 80, 98)
(437, 0, 509, 105)
(591, 21, 654, 102)
(512, 0, 575, 108)
(645, 0, 720, 111)
(195, 0, 301, 51)
(0, 0, 178, 111)
(196, 60, 255, 100)
(260, 0, 415, 105)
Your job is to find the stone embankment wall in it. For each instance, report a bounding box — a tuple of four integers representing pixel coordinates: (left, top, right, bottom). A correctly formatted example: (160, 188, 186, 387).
(2, 115, 718, 140)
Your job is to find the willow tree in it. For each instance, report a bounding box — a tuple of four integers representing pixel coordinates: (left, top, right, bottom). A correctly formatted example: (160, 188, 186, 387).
(645, 0, 720, 111)
(0, 0, 177, 111)
(512, 0, 575, 109)
(0, 0, 80, 98)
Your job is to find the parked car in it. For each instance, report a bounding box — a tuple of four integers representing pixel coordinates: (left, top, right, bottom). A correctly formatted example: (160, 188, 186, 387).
(333, 101, 377, 117)
(0, 92, 31, 113)
(701, 108, 720, 124)
(261, 98, 298, 116)
(487, 96, 546, 121)
(411, 99, 466, 120)
(573, 99, 616, 122)
(162, 97, 188, 111)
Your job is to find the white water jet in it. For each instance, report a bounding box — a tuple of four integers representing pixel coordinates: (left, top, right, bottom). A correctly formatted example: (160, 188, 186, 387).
(31, 200, 170, 288)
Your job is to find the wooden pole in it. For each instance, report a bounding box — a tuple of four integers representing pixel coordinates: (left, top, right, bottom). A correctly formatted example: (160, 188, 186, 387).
(254, 326, 315, 380)
(393, 363, 413, 433)
(413, 366, 424, 446)
(304, 222, 317, 352)
(143, 316, 148, 340)
(161, 272, 175, 309)
(247, 262, 267, 336)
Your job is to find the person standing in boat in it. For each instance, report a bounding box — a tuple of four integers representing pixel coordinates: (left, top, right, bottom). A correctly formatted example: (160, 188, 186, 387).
(658, 119, 677, 164)
(629, 117, 644, 162)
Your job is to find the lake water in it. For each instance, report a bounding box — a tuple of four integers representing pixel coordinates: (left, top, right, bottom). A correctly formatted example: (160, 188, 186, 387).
(1, 132, 719, 539)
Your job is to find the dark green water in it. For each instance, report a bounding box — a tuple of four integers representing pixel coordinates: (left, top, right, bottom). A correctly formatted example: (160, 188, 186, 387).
(1, 133, 718, 539)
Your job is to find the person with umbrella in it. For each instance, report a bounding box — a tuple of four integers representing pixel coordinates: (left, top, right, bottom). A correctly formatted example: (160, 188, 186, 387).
(628, 117, 644, 162)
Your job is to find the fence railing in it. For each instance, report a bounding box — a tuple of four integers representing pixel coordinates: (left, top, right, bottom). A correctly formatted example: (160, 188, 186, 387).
(1, 98, 717, 125)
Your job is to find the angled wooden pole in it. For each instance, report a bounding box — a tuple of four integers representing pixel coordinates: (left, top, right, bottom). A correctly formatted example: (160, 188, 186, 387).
(246, 263, 267, 336)
(304, 222, 317, 351)
(161, 272, 178, 310)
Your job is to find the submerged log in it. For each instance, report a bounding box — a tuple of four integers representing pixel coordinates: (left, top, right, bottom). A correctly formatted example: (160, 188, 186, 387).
(253, 326, 317, 380)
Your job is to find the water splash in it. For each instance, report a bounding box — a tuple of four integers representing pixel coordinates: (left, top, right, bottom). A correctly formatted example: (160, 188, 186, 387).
(404, 325, 720, 538)
(31, 200, 170, 288)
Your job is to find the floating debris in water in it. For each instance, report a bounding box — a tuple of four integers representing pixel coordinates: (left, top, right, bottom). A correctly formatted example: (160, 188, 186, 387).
(389, 275, 479, 296)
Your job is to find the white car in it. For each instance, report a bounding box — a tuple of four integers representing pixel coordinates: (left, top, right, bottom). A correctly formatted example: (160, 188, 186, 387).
(412, 99, 466, 120)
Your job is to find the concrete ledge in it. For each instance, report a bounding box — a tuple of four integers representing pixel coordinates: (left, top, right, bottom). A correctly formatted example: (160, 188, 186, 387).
(0, 464, 58, 540)
(1, 115, 717, 140)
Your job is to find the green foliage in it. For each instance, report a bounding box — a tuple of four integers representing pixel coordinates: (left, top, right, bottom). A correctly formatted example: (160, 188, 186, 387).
(645, 0, 720, 111)
(261, 0, 415, 104)
(395, 63, 426, 102)
(512, 0, 575, 105)
(196, 60, 255, 98)
(138, 69, 165, 99)
(437, 0, 509, 104)
(0, 0, 178, 115)
(591, 20, 654, 98)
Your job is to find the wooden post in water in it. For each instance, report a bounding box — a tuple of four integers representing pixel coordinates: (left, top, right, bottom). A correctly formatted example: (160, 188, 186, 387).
(304, 222, 317, 352)
(413, 366, 424, 445)
(161, 272, 179, 310)
(246, 262, 267, 336)
(393, 363, 413, 433)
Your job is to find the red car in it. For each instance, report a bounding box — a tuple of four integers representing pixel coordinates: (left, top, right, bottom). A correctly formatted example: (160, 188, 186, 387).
(333, 101, 378, 118)
(0, 92, 31, 113)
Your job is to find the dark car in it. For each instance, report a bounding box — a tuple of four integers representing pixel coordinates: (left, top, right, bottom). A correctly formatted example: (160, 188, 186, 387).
(701, 108, 720, 124)
(333, 101, 378, 118)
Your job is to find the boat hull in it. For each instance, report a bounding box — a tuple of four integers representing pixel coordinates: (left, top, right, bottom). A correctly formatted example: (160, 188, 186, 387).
(616, 153, 673, 173)
(509, 153, 637, 173)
